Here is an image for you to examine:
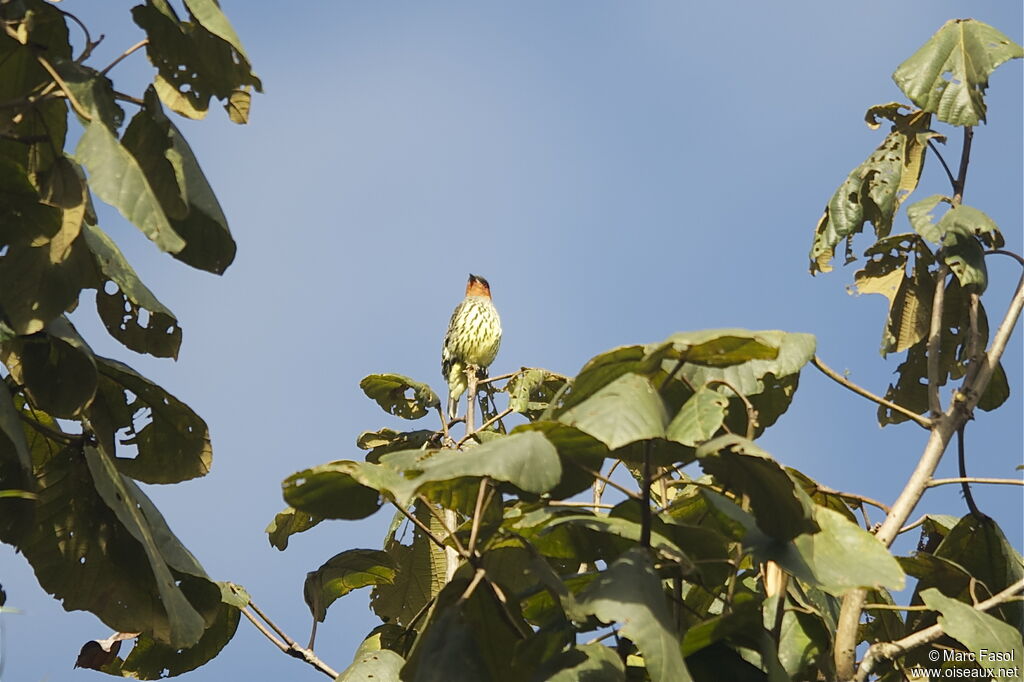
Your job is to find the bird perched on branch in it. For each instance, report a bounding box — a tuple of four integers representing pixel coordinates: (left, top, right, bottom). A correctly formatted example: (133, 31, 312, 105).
(442, 274, 502, 419)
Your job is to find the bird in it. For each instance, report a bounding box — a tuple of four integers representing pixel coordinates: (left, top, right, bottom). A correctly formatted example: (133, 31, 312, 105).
(442, 274, 502, 420)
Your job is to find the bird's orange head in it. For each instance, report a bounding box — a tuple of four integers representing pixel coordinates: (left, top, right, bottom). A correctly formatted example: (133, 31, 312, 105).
(466, 274, 492, 299)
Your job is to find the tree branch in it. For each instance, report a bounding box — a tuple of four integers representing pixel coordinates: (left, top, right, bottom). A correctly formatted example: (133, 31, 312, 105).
(240, 602, 340, 679)
(926, 138, 957, 192)
(812, 356, 931, 428)
(854, 578, 1024, 682)
(926, 476, 1023, 488)
(100, 39, 147, 76)
(836, 264, 1024, 680)
(952, 126, 973, 204)
(926, 263, 948, 417)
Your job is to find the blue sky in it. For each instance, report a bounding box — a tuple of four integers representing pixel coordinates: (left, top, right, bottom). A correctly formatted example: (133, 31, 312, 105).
(2, 2, 1021, 680)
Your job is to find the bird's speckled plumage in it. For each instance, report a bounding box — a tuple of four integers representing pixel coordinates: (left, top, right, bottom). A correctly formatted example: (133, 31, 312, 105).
(442, 274, 502, 418)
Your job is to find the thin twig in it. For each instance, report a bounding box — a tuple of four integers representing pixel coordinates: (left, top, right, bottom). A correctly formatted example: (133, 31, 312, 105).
(477, 369, 523, 386)
(926, 138, 957, 191)
(705, 379, 757, 438)
(35, 55, 91, 120)
(573, 462, 642, 501)
(391, 501, 455, 555)
(457, 407, 513, 447)
(17, 411, 84, 445)
(854, 578, 1024, 682)
(240, 607, 339, 679)
(815, 485, 892, 514)
(436, 406, 452, 446)
(458, 567, 487, 604)
(812, 356, 931, 428)
(100, 39, 147, 76)
(898, 514, 928, 535)
(956, 427, 982, 516)
(987, 249, 1024, 267)
(112, 90, 145, 106)
(927, 476, 1023, 488)
(467, 477, 490, 555)
(952, 126, 973, 204)
(640, 441, 652, 549)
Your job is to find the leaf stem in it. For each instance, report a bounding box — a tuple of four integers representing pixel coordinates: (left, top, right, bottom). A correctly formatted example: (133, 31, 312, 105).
(811, 356, 931, 428)
(100, 39, 148, 76)
(952, 126, 973, 204)
(926, 476, 1023, 488)
(926, 138, 957, 192)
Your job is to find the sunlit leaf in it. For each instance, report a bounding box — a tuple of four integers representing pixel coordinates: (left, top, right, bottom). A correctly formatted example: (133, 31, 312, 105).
(921, 588, 1024, 680)
(666, 385, 729, 446)
(360, 373, 441, 420)
(893, 19, 1024, 126)
(304, 549, 396, 623)
(560, 373, 667, 450)
(265, 507, 323, 551)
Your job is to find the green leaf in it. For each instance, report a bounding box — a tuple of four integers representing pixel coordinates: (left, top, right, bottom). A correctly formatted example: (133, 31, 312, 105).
(666, 385, 729, 446)
(543, 515, 693, 569)
(132, 0, 261, 121)
(337, 638, 404, 682)
(304, 549, 396, 623)
(535, 644, 625, 681)
(683, 335, 779, 366)
(360, 373, 440, 420)
(559, 373, 667, 450)
(769, 507, 905, 596)
(84, 444, 208, 647)
(119, 582, 240, 679)
(511, 421, 609, 500)
(0, 382, 32, 474)
(943, 231, 988, 292)
(181, 0, 251, 61)
(0, 316, 97, 418)
(84, 223, 182, 358)
(379, 431, 562, 507)
(696, 435, 818, 542)
(357, 427, 437, 462)
(978, 361, 1009, 411)
(907, 194, 953, 243)
(75, 117, 186, 254)
(893, 19, 1024, 126)
(853, 240, 932, 354)
(921, 588, 1024, 679)
(507, 368, 568, 417)
(371, 502, 447, 628)
(809, 114, 933, 274)
(574, 548, 691, 682)
(0, 157, 62, 247)
(265, 507, 323, 551)
(0, 168, 95, 335)
(86, 357, 211, 484)
(560, 342, 675, 412)
(283, 461, 383, 520)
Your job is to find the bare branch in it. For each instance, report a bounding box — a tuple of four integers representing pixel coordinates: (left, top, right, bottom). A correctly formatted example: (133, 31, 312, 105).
(854, 578, 1024, 682)
(926, 264, 948, 416)
(812, 356, 931, 429)
(927, 476, 1023, 489)
(100, 39, 147, 76)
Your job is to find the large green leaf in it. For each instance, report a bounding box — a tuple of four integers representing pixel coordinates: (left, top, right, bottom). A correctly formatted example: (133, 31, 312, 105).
(853, 235, 933, 354)
(84, 224, 182, 358)
(265, 507, 323, 550)
(283, 461, 384, 520)
(696, 435, 818, 542)
(0, 382, 32, 474)
(118, 582, 240, 679)
(337, 637, 404, 682)
(371, 502, 447, 628)
(304, 549, 396, 623)
(510, 421, 608, 499)
(0, 157, 62, 247)
(132, 0, 261, 121)
(360, 374, 441, 420)
(86, 357, 211, 484)
(573, 548, 691, 682)
(542, 514, 692, 569)
(378, 431, 562, 506)
(535, 643, 625, 681)
(666, 385, 729, 446)
(893, 19, 1024, 126)
(0, 163, 94, 336)
(809, 107, 935, 273)
(559, 373, 667, 450)
(75, 116, 186, 254)
(921, 589, 1024, 679)
(0, 316, 97, 418)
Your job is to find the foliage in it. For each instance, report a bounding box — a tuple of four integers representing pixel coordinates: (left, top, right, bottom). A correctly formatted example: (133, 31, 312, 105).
(2, 8, 1020, 682)
(269, 17, 1022, 682)
(0, 0, 258, 676)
